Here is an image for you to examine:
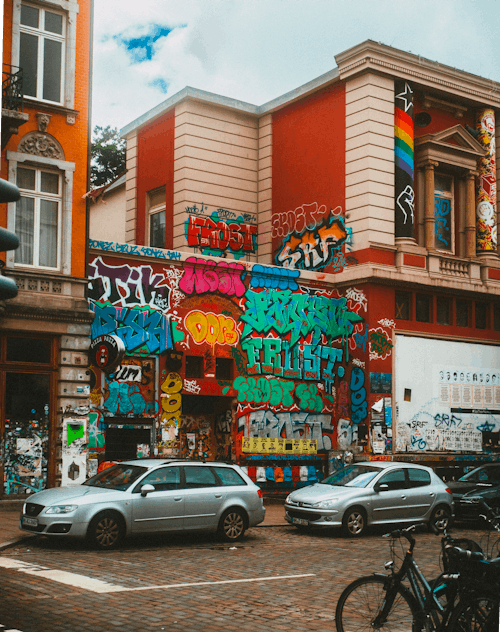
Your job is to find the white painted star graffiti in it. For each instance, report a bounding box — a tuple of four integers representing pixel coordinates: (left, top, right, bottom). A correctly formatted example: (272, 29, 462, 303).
(396, 82, 413, 113)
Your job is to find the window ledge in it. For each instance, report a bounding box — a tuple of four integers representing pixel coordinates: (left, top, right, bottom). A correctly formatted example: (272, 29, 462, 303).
(23, 98, 79, 120)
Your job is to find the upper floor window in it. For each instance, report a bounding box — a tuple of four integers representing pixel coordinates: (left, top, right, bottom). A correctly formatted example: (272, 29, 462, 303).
(16, 166, 61, 269)
(434, 173, 453, 252)
(147, 187, 165, 249)
(20, 3, 65, 104)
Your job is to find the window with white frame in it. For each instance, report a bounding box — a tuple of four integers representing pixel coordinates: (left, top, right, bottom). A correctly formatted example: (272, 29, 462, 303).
(147, 187, 166, 249)
(15, 166, 61, 269)
(19, 2, 65, 104)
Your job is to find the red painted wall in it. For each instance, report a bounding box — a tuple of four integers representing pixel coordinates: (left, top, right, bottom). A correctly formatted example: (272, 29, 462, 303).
(271, 82, 346, 269)
(137, 110, 175, 247)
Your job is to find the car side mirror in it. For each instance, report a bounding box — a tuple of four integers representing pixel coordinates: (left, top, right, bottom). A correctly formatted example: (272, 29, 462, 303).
(140, 484, 155, 497)
(375, 483, 389, 493)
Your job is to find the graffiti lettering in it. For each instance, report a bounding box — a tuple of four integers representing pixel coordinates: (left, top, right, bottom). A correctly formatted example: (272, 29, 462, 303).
(350, 367, 367, 424)
(89, 256, 171, 312)
(160, 372, 182, 427)
(345, 287, 367, 312)
(369, 328, 393, 360)
(250, 265, 300, 291)
(185, 311, 239, 349)
(240, 289, 363, 348)
(89, 240, 181, 261)
(90, 303, 174, 355)
(186, 215, 257, 253)
(113, 365, 142, 382)
(179, 257, 246, 297)
(233, 376, 295, 408)
(103, 382, 157, 417)
(238, 409, 333, 451)
(434, 413, 462, 428)
(378, 318, 396, 328)
(272, 203, 333, 238)
(183, 379, 201, 395)
(275, 212, 348, 271)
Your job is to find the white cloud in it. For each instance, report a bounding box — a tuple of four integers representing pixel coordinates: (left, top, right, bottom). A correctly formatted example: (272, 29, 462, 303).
(91, 0, 500, 132)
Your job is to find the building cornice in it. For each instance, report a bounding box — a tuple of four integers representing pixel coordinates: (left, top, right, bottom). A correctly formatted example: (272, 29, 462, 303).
(335, 40, 500, 108)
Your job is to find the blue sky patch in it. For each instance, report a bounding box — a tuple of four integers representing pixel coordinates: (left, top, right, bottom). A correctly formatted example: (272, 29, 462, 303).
(115, 25, 173, 64)
(149, 78, 169, 93)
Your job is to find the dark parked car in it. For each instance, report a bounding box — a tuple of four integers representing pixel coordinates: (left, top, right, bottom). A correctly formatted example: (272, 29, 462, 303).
(448, 463, 500, 522)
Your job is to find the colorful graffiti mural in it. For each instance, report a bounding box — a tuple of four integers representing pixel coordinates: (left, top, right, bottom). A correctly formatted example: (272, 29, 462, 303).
(179, 257, 246, 297)
(476, 108, 497, 251)
(394, 80, 415, 240)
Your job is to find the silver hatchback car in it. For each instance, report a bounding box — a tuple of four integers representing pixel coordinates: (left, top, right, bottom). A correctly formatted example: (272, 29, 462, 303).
(285, 461, 453, 537)
(20, 459, 266, 549)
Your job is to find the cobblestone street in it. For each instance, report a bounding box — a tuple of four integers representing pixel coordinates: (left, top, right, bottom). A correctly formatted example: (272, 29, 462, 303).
(0, 521, 491, 632)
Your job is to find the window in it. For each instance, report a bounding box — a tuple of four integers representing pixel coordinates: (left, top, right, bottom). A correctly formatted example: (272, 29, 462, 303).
(215, 358, 233, 381)
(147, 187, 165, 249)
(407, 469, 431, 488)
(6, 336, 52, 363)
(434, 174, 453, 252)
(456, 300, 470, 327)
(134, 467, 180, 492)
(15, 166, 60, 268)
(416, 294, 431, 323)
(378, 469, 407, 491)
(185, 356, 203, 379)
(214, 467, 246, 487)
(395, 291, 411, 320)
(475, 302, 488, 330)
(19, 3, 65, 103)
(183, 466, 218, 489)
(436, 297, 450, 325)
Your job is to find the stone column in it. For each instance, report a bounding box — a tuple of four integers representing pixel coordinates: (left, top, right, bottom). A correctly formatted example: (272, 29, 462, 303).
(476, 109, 497, 253)
(424, 161, 439, 249)
(465, 170, 477, 258)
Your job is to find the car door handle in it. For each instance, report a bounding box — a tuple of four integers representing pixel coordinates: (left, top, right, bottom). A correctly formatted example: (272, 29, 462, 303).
(174, 497, 183, 501)
(214, 494, 222, 498)
(401, 495, 406, 499)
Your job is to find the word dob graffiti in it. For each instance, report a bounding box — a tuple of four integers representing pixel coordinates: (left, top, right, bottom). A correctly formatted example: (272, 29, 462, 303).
(241, 290, 363, 348)
(275, 211, 347, 271)
(238, 409, 334, 451)
(242, 436, 317, 454)
(250, 265, 299, 291)
(90, 303, 175, 355)
(179, 257, 246, 297)
(161, 371, 182, 426)
(186, 215, 257, 253)
(89, 256, 171, 312)
(185, 310, 239, 349)
(350, 367, 367, 424)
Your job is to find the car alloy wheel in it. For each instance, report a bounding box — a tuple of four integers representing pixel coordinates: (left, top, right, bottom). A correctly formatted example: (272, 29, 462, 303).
(89, 511, 124, 550)
(343, 507, 366, 537)
(219, 508, 246, 542)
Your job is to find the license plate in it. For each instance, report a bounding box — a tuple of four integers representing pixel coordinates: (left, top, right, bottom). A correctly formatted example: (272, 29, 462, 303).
(292, 517, 308, 526)
(22, 516, 38, 527)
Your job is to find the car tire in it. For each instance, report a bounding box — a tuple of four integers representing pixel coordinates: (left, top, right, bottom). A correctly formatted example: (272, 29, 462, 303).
(87, 511, 125, 550)
(342, 506, 367, 537)
(428, 505, 451, 532)
(218, 508, 247, 542)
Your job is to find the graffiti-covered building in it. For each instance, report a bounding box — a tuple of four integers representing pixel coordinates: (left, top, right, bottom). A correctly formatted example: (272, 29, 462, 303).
(0, 0, 93, 496)
(88, 40, 500, 490)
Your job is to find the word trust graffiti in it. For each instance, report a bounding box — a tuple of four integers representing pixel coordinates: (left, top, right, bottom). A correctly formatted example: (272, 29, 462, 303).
(275, 211, 348, 271)
(250, 265, 300, 291)
(179, 257, 246, 297)
(240, 289, 363, 348)
(89, 256, 171, 312)
(238, 409, 334, 451)
(186, 214, 257, 254)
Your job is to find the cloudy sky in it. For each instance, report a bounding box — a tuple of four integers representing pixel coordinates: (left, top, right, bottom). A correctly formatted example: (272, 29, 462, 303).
(92, 0, 500, 134)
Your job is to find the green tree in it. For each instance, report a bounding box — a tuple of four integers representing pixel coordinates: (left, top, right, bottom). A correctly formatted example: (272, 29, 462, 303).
(90, 125, 126, 187)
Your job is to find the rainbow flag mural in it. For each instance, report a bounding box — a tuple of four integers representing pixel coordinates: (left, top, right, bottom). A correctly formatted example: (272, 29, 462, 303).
(394, 80, 415, 239)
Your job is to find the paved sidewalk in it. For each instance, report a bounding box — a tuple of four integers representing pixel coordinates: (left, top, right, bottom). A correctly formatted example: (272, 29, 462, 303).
(0, 498, 286, 550)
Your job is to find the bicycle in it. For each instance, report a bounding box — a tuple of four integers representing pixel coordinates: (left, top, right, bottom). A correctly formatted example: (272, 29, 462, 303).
(334, 523, 487, 632)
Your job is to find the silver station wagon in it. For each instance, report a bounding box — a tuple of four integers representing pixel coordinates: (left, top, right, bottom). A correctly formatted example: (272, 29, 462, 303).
(285, 461, 453, 537)
(20, 459, 266, 549)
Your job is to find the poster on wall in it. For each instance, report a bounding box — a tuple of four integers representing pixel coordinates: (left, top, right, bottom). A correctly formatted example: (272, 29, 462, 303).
(394, 336, 500, 453)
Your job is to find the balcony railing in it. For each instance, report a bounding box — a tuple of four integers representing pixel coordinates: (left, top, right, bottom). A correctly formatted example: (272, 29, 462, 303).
(2, 64, 24, 112)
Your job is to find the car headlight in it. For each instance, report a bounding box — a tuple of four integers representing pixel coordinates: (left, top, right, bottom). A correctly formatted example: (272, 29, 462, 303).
(45, 505, 78, 514)
(312, 499, 339, 509)
(285, 494, 294, 504)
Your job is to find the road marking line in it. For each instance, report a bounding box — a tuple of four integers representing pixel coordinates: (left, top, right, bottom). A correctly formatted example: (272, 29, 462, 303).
(120, 573, 317, 592)
(0, 556, 315, 594)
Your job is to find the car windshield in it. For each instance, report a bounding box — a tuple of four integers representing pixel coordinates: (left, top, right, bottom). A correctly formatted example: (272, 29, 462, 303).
(83, 464, 148, 491)
(321, 465, 381, 488)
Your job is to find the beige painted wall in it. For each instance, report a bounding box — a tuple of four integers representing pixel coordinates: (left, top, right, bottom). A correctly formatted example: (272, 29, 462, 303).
(89, 185, 127, 244)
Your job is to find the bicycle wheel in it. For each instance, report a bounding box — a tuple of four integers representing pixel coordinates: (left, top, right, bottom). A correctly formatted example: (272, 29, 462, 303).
(447, 594, 499, 632)
(335, 575, 419, 632)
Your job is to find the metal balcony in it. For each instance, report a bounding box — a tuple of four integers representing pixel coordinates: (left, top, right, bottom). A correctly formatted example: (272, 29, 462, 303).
(2, 64, 29, 150)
